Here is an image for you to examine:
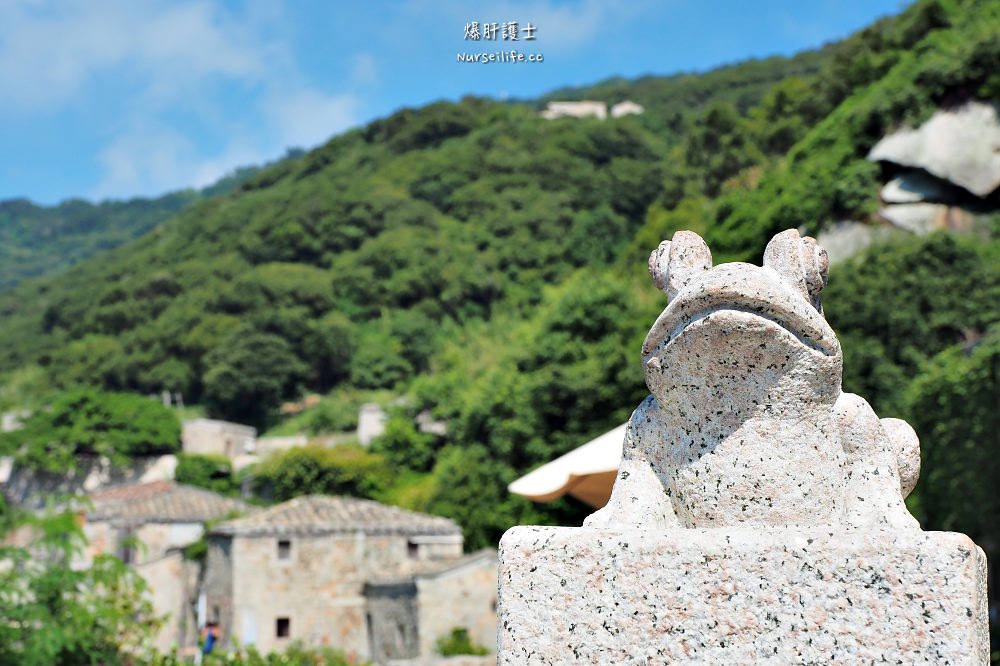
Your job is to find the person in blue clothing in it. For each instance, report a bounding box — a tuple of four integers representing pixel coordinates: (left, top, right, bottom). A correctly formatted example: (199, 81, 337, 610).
(201, 621, 219, 655)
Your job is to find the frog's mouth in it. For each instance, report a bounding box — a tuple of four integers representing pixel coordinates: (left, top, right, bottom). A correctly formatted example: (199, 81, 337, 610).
(642, 263, 840, 361)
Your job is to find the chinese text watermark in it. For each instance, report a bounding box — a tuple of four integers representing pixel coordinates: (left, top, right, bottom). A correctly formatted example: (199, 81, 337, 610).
(459, 21, 542, 64)
(464, 21, 537, 41)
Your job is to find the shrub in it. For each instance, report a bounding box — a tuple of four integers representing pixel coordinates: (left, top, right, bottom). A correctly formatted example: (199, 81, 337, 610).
(435, 627, 490, 657)
(0, 388, 180, 472)
(175, 452, 239, 496)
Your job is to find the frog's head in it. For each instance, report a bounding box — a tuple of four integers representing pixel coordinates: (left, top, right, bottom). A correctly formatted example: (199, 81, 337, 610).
(641, 230, 841, 417)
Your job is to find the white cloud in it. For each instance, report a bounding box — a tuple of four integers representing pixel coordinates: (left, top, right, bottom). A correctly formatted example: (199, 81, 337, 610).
(92, 122, 280, 200)
(264, 90, 361, 151)
(0, 1, 367, 199)
(89, 85, 361, 200)
(0, 0, 267, 111)
(91, 125, 201, 199)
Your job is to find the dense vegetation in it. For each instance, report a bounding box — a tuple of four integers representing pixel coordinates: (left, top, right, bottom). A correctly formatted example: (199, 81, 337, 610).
(0, 194, 193, 290)
(0, 388, 180, 472)
(825, 232, 1000, 554)
(0, 508, 159, 665)
(0, 0, 995, 602)
(0, 152, 302, 291)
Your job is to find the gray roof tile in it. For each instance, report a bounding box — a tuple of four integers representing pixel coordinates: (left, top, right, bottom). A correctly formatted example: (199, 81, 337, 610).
(87, 480, 251, 525)
(210, 494, 460, 537)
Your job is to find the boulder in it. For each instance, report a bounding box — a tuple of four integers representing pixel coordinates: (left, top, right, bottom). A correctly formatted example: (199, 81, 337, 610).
(878, 203, 973, 235)
(868, 100, 1000, 197)
(878, 203, 949, 234)
(815, 220, 900, 265)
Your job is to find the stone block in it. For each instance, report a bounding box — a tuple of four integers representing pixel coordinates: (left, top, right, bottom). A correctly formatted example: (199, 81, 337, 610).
(498, 526, 988, 664)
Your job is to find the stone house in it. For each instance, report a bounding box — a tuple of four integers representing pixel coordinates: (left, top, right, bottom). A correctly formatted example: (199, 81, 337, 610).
(203, 495, 497, 662)
(610, 100, 644, 118)
(181, 418, 256, 458)
(81, 480, 251, 653)
(540, 100, 607, 120)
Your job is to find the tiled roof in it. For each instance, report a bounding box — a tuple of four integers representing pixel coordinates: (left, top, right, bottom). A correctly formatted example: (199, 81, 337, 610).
(87, 480, 251, 525)
(210, 494, 461, 537)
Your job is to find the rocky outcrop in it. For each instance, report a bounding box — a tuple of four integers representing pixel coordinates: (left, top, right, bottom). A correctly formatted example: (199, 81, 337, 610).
(866, 100, 999, 238)
(868, 100, 1000, 198)
(815, 220, 901, 265)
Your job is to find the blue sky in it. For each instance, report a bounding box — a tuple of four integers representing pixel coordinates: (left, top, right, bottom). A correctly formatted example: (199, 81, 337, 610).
(0, 0, 908, 205)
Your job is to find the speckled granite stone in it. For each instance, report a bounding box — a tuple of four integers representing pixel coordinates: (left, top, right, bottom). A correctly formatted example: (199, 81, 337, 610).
(498, 526, 988, 664)
(586, 229, 918, 531)
(497, 230, 988, 663)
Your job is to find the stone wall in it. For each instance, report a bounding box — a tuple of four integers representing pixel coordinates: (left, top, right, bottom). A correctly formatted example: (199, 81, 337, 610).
(137, 551, 201, 653)
(1, 454, 175, 508)
(182, 419, 256, 458)
(203, 537, 234, 635)
(409, 535, 463, 562)
(215, 531, 417, 659)
(81, 520, 205, 652)
(415, 552, 498, 659)
(81, 520, 203, 566)
(365, 581, 420, 662)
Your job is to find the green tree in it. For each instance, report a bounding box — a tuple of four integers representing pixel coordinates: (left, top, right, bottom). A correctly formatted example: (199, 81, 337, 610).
(0, 508, 160, 665)
(252, 444, 390, 502)
(425, 444, 552, 552)
(370, 411, 440, 473)
(435, 627, 490, 656)
(174, 453, 239, 496)
(348, 325, 414, 390)
(0, 388, 180, 472)
(201, 328, 306, 428)
(903, 326, 1000, 547)
(826, 234, 1000, 415)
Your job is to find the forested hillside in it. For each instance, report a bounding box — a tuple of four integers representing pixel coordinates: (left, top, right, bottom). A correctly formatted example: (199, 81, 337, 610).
(0, 194, 193, 290)
(0, 152, 302, 290)
(0, 0, 997, 562)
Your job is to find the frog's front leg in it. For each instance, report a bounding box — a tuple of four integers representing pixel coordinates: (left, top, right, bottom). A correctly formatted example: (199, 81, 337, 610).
(584, 396, 680, 529)
(837, 392, 920, 529)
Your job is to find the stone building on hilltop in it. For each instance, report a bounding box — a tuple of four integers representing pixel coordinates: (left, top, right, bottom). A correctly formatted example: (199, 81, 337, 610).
(82, 480, 252, 653)
(540, 100, 607, 120)
(203, 495, 497, 663)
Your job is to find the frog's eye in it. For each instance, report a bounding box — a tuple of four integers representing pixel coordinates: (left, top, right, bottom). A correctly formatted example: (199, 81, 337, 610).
(764, 229, 829, 311)
(648, 230, 712, 302)
(800, 235, 829, 304)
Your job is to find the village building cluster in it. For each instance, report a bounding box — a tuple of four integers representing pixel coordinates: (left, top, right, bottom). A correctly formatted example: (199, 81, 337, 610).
(1, 411, 497, 664)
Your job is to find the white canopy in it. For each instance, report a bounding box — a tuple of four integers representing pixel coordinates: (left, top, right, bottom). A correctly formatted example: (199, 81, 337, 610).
(508, 423, 626, 508)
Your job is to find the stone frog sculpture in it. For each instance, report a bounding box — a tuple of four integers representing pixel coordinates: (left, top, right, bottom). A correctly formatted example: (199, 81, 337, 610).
(586, 229, 920, 530)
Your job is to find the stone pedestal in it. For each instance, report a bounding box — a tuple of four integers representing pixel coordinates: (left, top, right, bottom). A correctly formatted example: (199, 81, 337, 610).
(498, 526, 989, 664)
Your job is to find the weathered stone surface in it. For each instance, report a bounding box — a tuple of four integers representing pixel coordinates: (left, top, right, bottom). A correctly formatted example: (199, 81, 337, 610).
(879, 202, 948, 234)
(814, 220, 900, 265)
(204, 496, 495, 662)
(498, 526, 989, 665)
(1, 454, 178, 508)
(586, 229, 915, 531)
(868, 100, 1000, 197)
(497, 229, 988, 663)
